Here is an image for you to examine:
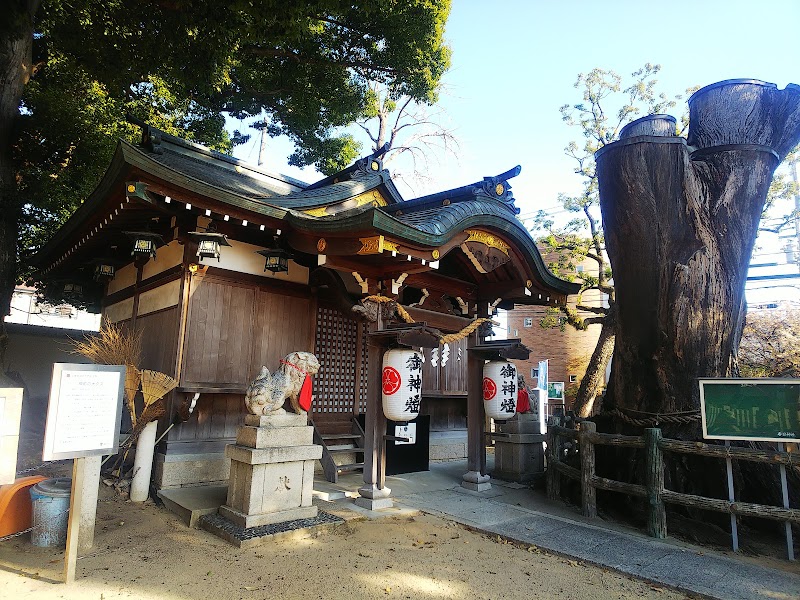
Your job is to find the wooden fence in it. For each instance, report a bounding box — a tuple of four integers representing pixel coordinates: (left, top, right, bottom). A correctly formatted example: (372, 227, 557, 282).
(546, 420, 800, 559)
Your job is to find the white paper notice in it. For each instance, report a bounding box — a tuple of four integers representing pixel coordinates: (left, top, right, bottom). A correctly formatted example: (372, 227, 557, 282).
(51, 370, 121, 454)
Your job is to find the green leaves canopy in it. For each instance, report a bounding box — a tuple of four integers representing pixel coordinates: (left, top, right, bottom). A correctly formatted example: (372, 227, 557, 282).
(7, 0, 451, 289)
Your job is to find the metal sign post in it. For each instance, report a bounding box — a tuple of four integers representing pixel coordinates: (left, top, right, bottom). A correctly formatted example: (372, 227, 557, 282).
(777, 442, 795, 561)
(42, 363, 126, 583)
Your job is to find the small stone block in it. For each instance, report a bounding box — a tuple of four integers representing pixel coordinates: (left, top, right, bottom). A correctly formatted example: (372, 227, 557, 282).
(244, 413, 308, 428)
(354, 496, 394, 511)
(461, 481, 492, 492)
(236, 425, 314, 448)
(225, 444, 322, 465)
(219, 504, 318, 528)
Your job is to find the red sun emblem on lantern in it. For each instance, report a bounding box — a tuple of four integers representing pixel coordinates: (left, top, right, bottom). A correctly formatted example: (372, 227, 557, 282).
(382, 366, 402, 395)
(483, 377, 497, 401)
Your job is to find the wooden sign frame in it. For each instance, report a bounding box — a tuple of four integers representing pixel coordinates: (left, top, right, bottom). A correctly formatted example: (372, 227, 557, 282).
(699, 378, 800, 443)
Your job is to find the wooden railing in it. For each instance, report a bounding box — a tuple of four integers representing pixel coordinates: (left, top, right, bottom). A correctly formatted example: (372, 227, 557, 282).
(546, 420, 799, 559)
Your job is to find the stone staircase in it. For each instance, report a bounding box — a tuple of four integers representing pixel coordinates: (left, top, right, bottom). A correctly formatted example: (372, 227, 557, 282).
(312, 417, 365, 483)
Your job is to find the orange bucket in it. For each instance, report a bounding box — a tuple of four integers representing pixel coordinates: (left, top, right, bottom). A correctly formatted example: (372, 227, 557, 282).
(0, 476, 47, 538)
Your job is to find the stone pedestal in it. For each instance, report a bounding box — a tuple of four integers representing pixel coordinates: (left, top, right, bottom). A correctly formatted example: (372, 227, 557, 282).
(218, 413, 322, 528)
(492, 413, 546, 483)
(355, 483, 393, 510)
(462, 470, 492, 492)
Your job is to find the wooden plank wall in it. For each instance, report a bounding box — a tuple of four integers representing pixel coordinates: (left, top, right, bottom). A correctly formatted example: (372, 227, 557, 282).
(181, 274, 313, 388)
(171, 273, 313, 450)
(135, 307, 180, 375)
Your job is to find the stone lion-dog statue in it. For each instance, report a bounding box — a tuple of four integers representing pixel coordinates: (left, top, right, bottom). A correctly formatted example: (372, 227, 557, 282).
(244, 351, 321, 416)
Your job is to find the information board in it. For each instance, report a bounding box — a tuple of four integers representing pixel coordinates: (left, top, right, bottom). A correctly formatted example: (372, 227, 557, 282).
(699, 378, 800, 443)
(548, 382, 565, 401)
(43, 364, 126, 461)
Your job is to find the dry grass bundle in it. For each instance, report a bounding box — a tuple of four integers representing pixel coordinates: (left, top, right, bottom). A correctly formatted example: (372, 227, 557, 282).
(72, 323, 142, 366)
(140, 370, 178, 407)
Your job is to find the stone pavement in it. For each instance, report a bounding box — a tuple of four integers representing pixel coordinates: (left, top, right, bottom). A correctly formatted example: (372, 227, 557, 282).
(318, 461, 800, 600)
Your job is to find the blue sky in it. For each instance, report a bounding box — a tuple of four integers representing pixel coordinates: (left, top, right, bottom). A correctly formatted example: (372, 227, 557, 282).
(230, 0, 800, 301)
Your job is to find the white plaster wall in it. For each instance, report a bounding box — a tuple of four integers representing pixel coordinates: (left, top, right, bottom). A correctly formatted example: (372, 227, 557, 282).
(212, 239, 309, 285)
(143, 241, 183, 280)
(107, 262, 137, 295)
(104, 297, 134, 323)
(137, 279, 181, 316)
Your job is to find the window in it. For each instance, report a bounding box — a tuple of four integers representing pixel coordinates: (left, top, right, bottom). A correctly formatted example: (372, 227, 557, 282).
(514, 329, 518, 337)
(531, 368, 539, 379)
(569, 375, 578, 383)
(523, 317, 533, 327)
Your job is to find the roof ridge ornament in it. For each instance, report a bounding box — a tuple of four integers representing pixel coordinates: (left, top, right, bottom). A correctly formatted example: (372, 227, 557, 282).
(474, 165, 521, 213)
(353, 142, 391, 180)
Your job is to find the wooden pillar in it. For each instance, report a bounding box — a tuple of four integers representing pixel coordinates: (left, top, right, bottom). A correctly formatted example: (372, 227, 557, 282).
(579, 421, 597, 518)
(463, 302, 490, 491)
(356, 308, 392, 509)
(546, 416, 562, 501)
(129, 263, 144, 329)
(645, 428, 667, 538)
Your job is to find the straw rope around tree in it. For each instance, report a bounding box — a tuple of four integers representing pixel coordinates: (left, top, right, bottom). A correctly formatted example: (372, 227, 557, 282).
(607, 407, 702, 427)
(359, 295, 498, 344)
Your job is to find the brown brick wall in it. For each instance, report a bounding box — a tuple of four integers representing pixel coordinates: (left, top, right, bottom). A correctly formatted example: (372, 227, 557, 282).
(507, 305, 603, 410)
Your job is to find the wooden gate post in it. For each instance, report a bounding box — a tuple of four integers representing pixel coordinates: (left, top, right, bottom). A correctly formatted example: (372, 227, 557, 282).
(579, 421, 597, 518)
(546, 416, 561, 501)
(644, 428, 667, 539)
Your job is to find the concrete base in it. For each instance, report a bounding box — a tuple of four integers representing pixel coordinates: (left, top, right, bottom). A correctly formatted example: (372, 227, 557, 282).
(219, 504, 318, 528)
(493, 414, 546, 483)
(77, 455, 102, 553)
(199, 510, 344, 549)
(462, 470, 491, 492)
(354, 496, 394, 510)
(153, 452, 230, 489)
(157, 485, 228, 528)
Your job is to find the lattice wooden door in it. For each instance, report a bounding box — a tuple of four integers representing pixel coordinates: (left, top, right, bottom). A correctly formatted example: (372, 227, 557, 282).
(312, 305, 369, 428)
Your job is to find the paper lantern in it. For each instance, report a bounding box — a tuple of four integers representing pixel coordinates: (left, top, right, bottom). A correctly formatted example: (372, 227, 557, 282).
(382, 348, 423, 423)
(483, 360, 517, 420)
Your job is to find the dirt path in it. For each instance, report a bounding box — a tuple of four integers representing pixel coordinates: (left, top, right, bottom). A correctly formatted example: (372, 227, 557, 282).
(0, 486, 691, 600)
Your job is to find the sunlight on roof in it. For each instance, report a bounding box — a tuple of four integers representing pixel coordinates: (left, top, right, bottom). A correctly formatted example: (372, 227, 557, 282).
(355, 571, 469, 597)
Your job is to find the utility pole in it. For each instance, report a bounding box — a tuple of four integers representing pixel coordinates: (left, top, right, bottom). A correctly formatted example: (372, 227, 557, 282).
(258, 116, 268, 167)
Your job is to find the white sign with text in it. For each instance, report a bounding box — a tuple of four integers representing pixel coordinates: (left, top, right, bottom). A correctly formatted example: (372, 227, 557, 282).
(43, 364, 126, 461)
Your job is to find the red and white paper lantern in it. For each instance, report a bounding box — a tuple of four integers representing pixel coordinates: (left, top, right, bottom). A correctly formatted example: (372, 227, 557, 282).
(382, 348, 423, 423)
(483, 360, 517, 420)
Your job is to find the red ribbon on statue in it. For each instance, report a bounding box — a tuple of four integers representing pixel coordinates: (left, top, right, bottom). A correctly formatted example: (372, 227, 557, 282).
(280, 359, 314, 411)
(516, 386, 530, 414)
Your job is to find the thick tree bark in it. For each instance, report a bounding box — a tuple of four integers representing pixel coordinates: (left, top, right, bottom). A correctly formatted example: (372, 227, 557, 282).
(596, 80, 800, 438)
(0, 1, 39, 333)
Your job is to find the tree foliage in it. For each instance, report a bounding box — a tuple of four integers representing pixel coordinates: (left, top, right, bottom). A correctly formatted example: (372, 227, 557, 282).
(739, 307, 800, 378)
(1, 0, 453, 324)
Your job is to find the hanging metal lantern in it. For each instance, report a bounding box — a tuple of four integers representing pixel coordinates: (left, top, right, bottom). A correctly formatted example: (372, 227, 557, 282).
(124, 231, 165, 261)
(62, 282, 84, 300)
(382, 348, 423, 423)
(93, 263, 116, 282)
(256, 237, 291, 273)
(188, 229, 231, 262)
(483, 360, 517, 420)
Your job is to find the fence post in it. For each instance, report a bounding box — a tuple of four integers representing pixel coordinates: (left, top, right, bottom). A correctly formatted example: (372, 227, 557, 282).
(645, 428, 666, 539)
(579, 421, 597, 518)
(546, 416, 561, 501)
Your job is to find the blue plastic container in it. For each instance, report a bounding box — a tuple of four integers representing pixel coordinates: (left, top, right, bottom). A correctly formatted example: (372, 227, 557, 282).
(29, 478, 71, 547)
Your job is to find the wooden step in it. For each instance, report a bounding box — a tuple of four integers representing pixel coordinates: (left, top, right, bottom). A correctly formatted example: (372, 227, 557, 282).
(321, 434, 361, 440)
(329, 447, 365, 454)
(336, 463, 365, 473)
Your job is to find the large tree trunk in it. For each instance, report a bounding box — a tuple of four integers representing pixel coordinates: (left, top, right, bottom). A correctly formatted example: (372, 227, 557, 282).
(0, 1, 38, 340)
(596, 80, 800, 439)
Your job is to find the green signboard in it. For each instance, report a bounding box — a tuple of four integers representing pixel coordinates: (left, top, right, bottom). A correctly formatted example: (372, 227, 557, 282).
(699, 378, 800, 442)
